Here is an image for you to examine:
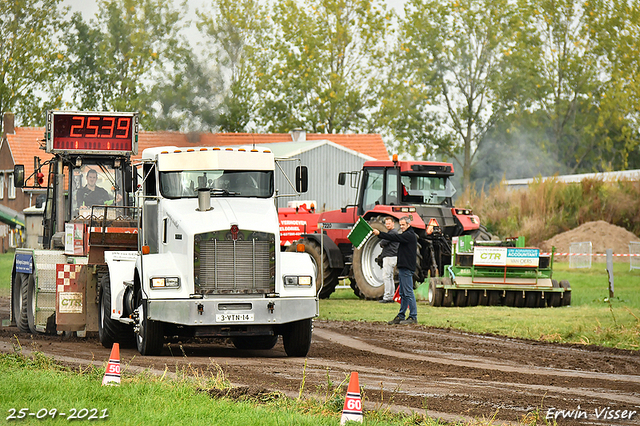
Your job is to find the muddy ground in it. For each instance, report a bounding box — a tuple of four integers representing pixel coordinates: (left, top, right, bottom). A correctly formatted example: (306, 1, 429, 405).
(1, 297, 639, 425)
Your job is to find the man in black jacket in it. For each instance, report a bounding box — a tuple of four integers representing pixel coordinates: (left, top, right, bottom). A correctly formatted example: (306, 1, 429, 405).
(373, 216, 418, 324)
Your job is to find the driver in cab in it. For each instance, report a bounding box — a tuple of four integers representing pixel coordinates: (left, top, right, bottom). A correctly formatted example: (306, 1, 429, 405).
(77, 169, 120, 207)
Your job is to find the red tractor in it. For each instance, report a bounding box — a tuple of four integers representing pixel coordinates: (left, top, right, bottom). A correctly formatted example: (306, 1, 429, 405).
(286, 156, 489, 299)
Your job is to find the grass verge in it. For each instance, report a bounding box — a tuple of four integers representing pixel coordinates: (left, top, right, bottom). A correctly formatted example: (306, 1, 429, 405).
(0, 344, 445, 426)
(320, 262, 640, 350)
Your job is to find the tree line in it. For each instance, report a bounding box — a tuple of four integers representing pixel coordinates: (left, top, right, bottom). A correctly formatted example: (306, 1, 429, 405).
(2, 0, 639, 188)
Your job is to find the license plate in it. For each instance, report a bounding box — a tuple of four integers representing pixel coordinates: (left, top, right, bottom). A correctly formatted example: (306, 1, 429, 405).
(216, 313, 254, 323)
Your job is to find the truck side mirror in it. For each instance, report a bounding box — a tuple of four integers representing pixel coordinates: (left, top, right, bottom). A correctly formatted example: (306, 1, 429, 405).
(13, 165, 24, 188)
(338, 172, 346, 186)
(296, 166, 308, 193)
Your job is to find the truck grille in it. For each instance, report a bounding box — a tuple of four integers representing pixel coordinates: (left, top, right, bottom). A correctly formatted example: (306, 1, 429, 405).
(194, 230, 275, 294)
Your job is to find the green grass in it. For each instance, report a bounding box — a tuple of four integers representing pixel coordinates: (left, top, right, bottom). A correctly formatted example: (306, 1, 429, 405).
(0, 348, 437, 426)
(0, 251, 14, 298)
(320, 262, 640, 350)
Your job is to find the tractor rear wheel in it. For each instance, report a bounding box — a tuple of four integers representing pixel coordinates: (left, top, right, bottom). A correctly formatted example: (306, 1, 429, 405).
(352, 219, 391, 300)
(472, 225, 493, 241)
(287, 238, 339, 299)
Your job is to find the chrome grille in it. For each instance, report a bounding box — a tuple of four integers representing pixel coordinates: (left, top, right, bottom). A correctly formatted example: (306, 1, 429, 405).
(194, 231, 275, 294)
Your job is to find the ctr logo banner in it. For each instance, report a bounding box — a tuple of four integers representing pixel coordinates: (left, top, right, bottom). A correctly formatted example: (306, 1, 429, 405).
(473, 247, 539, 267)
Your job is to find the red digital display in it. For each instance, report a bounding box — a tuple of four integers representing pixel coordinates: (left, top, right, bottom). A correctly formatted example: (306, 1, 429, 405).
(48, 112, 138, 154)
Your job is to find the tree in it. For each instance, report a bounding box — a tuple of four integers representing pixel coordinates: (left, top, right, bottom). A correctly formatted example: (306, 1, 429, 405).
(196, 0, 270, 132)
(0, 0, 67, 130)
(387, 0, 528, 189)
(63, 0, 188, 127)
(256, 0, 393, 133)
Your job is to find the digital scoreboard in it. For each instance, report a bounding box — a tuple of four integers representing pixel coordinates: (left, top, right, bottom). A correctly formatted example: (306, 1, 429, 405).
(46, 111, 138, 155)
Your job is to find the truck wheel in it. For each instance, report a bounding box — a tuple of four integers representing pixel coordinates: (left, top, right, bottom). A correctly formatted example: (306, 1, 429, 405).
(26, 274, 39, 334)
(12, 273, 30, 333)
(548, 280, 561, 307)
(232, 335, 278, 350)
(560, 280, 571, 306)
(352, 219, 391, 300)
(135, 295, 164, 356)
(282, 318, 312, 357)
(428, 278, 444, 307)
(287, 238, 338, 299)
(99, 274, 134, 348)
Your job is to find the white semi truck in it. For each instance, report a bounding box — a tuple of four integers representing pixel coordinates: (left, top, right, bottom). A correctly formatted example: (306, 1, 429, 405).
(10, 111, 318, 357)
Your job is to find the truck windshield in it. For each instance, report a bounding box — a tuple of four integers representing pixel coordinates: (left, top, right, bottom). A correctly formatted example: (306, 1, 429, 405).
(159, 170, 273, 198)
(400, 174, 456, 205)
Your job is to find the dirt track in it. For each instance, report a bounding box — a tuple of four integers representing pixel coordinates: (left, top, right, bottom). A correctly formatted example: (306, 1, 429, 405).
(1, 297, 639, 425)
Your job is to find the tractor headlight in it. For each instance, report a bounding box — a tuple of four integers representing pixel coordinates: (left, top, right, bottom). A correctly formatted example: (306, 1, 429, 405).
(151, 277, 180, 288)
(283, 275, 313, 287)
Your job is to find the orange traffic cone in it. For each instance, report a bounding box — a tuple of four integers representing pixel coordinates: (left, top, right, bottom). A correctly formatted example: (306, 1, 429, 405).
(340, 372, 363, 425)
(102, 343, 121, 386)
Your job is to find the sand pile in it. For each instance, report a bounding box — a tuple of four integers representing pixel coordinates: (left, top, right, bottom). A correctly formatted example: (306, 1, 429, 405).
(540, 220, 640, 256)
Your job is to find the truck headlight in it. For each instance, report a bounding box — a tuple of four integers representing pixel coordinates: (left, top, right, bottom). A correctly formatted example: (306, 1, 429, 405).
(283, 275, 313, 287)
(151, 277, 180, 288)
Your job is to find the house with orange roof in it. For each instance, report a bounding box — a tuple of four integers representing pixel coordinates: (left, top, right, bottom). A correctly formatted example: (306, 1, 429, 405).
(1, 113, 389, 250)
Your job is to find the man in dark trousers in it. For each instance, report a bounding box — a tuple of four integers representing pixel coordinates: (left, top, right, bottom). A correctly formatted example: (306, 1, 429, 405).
(378, 217, 399, 303)
(373, 215, 418, 324)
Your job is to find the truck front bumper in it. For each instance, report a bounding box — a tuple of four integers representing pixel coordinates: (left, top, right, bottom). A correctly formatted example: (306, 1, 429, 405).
(146, 297, 318, 327)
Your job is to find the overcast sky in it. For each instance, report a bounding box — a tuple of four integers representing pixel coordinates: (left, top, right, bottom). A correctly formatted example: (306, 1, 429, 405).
(63, 0, 408, 25)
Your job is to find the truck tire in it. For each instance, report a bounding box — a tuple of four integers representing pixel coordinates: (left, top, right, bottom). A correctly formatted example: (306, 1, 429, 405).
(282, 318, 312, 357)
(352, 219, 389, 300)
(232, 335, 278, 350)
(99, 273, 134, 348)
(428, 278, 444, 307)
(135, 294, 164, 356)
(560, 280, 571, 306)
(26, 274, 39, 334)
(12, 273, 30, 333)
(287, 238, 339, 299)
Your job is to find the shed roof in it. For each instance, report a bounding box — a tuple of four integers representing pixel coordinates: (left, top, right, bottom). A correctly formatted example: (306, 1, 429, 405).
(4, 128, 388, 187)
